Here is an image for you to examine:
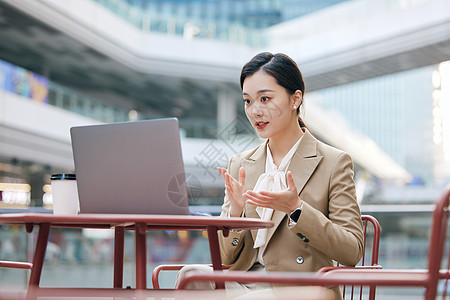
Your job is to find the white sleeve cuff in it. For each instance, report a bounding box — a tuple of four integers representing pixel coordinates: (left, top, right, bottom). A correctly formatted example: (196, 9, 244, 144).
(287, 202, 304, 228)
(288, 218, 297, 228)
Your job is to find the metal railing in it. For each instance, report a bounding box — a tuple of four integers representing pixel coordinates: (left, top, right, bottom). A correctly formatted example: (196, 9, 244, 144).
(46, 82, 222, 139)
(47, 82, 129, 123)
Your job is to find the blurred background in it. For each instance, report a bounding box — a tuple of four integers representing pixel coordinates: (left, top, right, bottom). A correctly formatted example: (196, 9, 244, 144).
(0, 0, 449, 297)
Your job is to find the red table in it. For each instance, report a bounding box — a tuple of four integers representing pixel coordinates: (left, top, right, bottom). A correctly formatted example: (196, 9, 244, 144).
(0, 213, 273, 291)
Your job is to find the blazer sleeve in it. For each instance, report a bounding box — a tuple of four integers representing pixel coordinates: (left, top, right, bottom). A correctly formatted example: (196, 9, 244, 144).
(218, 155, 248, 266)
(290, 152, 364, 266)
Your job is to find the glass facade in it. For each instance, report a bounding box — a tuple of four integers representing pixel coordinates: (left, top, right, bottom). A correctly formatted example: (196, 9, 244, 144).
(433, 61, 450, 187)
(93, 0, 350, 46)
(312, 66, 435, 185)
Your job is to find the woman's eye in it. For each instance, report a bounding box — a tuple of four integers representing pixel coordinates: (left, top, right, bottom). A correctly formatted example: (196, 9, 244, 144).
(261, 96, 270, 102)
(243, 99, 251, 105)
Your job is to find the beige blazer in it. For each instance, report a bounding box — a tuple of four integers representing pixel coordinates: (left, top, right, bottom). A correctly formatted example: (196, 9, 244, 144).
(219, 129, 364, 273)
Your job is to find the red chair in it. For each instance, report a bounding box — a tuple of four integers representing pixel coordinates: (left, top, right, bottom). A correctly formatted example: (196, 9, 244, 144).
(324, 185, 450, 300)
(0, 224, 33, 276)
(152, 214, 381, 294)
(0, 260, 33, 289)
(317, 215, 381, 300)
(319, 215, 381, 272)
(177, 185, 450, 300)
(152, 264, 231, 289)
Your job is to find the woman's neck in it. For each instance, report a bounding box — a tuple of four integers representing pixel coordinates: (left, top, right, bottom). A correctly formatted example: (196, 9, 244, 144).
(268, 124, 304, 166)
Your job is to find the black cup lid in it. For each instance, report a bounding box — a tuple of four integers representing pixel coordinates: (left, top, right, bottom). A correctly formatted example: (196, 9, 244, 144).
(51, 174, 76, 180)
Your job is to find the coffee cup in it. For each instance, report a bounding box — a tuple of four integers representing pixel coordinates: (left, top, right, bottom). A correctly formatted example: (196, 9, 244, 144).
(50, 173, 79, 215)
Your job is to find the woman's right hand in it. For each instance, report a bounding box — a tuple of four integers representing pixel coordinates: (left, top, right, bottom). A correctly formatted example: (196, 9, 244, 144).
(217, 167, 247, 217)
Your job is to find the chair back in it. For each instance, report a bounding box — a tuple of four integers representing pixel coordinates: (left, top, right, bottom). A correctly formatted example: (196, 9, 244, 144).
(337, 215, 381, 300)
(354, 215, 381, 267)
(426, 185, 450, 299)
(319, 215, 381, 272)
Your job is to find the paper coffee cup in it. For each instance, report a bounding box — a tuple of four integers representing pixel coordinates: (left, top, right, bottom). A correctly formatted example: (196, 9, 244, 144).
(51, 174, 79, 215)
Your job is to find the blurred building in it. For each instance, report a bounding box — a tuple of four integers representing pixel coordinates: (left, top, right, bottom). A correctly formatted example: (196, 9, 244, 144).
(0, 0, 449, 208)
(313, 66, 435, 185)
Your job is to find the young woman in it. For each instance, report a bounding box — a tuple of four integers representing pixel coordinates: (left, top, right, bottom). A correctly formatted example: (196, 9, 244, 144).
(178, 52, 363, 299)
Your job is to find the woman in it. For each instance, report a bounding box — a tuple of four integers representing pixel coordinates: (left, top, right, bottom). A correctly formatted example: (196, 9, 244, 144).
(178, 52, 364, 299)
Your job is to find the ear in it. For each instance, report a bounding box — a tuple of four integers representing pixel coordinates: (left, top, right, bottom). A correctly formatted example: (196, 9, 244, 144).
(291, 90, 303, 108)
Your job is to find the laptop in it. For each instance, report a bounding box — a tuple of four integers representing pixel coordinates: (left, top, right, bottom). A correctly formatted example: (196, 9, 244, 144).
(70, 118, 190, 215)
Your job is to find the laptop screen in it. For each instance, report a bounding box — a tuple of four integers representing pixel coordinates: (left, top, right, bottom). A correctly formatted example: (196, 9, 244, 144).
(70, 118, 190, 215)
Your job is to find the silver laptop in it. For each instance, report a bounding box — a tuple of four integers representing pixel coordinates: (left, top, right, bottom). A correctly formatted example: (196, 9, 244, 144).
(70, 118, 190, 215)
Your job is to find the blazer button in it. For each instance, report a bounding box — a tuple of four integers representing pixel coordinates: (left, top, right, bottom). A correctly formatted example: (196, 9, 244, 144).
(296, 256, 304, 264)
(231, 238, 239, 246)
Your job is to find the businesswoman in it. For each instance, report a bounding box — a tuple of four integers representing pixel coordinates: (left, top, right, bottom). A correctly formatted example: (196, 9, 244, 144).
(178, 52, 364, 299)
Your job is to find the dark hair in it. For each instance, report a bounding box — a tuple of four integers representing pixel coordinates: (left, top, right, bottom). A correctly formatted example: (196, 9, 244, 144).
(240, 52, 307, 128)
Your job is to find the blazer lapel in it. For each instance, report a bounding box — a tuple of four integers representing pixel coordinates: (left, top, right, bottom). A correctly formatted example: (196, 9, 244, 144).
(242, 141, 267, 190)
(289, 130, 323, 194)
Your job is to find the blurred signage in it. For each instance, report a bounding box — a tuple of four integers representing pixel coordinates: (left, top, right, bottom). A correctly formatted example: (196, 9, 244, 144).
(0, 58, 48, 103)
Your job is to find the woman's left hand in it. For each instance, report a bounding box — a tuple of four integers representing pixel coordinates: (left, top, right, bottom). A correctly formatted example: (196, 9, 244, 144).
(243, 171, 302, 214)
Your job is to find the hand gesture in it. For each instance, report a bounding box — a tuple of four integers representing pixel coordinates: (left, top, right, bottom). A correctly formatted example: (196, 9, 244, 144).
(243, 171, 302, 214)
(217, 167, 247, 217)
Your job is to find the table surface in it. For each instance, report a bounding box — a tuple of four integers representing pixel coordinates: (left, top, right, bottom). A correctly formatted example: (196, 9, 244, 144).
(0, 213, 274, 230)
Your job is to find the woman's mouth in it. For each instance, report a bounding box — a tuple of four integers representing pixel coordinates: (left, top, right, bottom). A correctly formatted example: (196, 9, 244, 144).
(255, 121, 269, 130)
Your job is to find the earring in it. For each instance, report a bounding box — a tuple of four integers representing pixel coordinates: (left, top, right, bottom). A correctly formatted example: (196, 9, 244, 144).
(293, 105, 297, 109)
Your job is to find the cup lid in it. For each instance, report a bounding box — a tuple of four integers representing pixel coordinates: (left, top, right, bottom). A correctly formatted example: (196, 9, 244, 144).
(51, 174, 76, 180)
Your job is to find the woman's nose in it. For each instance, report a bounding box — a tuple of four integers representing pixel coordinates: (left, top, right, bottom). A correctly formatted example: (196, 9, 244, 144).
(252, 102, 264, 117)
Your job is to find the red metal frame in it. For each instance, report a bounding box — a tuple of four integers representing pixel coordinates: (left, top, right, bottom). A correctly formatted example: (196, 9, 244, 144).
(0, 261, 32, 270)
(28, 223, 50, 288)
(0, 213, 272, 293)
(152, 265, 191, 289)
(425, 184, 450, 299)
(177, 269, 430, 289)
(152, 264, 232, 289)
(113, 227, 124, 288)
(177, 185, 450, 300)
(362, 215, 381, 267)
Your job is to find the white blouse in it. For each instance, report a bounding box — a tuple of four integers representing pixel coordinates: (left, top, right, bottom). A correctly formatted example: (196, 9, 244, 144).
(253, 137, 302, 265)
